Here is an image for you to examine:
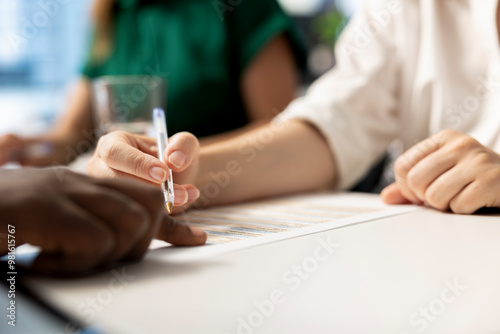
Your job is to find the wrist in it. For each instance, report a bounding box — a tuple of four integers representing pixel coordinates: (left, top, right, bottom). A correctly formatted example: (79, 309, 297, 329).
(192, 150, 211, 208)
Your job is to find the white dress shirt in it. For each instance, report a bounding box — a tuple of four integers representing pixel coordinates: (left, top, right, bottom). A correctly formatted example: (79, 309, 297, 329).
(279, 0, 500, 189)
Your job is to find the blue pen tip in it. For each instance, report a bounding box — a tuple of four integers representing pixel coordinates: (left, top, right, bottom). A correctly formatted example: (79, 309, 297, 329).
(153, 107, 164, 118)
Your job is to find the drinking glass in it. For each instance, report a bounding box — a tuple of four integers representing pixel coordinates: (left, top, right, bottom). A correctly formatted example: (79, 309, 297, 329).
(91, 75, 166, 136)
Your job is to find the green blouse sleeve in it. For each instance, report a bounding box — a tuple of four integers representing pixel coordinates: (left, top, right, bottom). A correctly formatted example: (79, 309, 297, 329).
(81, 0, 307, 80)
(223, 0, 307, 76)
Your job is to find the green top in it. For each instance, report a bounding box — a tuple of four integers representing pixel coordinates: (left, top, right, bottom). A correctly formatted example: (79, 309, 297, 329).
(83, 0, 307, 137)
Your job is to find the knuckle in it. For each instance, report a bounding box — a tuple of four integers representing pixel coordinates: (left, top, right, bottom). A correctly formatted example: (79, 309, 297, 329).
(112, 130, 128, 138)
(98, 138, 118, 162)
(163, 219, 179, 239)
(471, 151, 494, 165)
(406, 169, 419, 190)
(437, 129, 458, 139)
(424, 187, 448, 211)
(86, 157, 98, 174)
(394, 156, 410, 178)
(162, 218, 192, 242)
(86, 156, 116, 179)
(488, 168, 500, 181)
(450, 185, 479, 214)
(453, 136, 479, 151)
(133, 154, 152, 177)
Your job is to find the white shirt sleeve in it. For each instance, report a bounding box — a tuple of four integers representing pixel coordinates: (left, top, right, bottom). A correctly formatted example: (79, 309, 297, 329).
(277, 0, 401, 189)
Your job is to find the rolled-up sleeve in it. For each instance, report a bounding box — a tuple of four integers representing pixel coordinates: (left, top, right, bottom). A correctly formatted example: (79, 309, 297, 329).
(277, 0, 401, 190)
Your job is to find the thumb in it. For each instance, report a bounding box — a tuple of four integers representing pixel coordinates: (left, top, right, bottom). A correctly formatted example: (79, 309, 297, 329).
(156, 216, 207, 246)
(164, 132, 199, 173)
(381, 183, 413, 205)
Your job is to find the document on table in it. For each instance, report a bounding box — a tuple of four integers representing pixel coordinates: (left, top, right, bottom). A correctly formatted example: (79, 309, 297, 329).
(149, 192, 419, 262)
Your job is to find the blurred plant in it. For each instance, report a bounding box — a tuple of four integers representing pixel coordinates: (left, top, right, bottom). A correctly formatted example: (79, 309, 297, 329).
(312, 7, 350, 47)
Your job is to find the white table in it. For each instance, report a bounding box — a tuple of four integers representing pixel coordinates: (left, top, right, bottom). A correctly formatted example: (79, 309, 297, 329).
(28, 205, 500, 334)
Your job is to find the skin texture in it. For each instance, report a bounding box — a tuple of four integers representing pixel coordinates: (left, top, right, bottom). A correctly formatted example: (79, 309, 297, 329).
(381, 130, 500, 214)
(88, 126, 500, 215)
(0, 34, 299, 165)
(0, 168, 206, 276)
(87, 120, 337, 207)
(87, 131, 201, 214)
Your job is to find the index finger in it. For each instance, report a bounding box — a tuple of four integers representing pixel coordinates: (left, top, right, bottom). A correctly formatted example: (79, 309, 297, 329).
(96, 135, 169, 184)
(394, 135, 441, 203)
(395, 137, 442, 180)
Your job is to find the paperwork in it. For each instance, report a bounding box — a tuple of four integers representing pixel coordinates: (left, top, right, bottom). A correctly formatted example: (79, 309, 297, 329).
(149, 192, 418, 261)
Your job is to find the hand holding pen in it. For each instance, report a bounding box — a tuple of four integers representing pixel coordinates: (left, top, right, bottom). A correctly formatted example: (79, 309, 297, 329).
(87, 127, 201, 215)
(153, 108, 175, 213)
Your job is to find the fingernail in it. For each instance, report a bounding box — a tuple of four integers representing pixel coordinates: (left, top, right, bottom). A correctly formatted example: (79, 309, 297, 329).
(187, 187, 200, 200)
(168, 151, 186, 169)
(174, 189, 188, 205)
(149, 167, 167, 182)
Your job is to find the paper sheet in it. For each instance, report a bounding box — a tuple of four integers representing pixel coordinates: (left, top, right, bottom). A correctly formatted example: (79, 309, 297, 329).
(148, 192, 419, 262)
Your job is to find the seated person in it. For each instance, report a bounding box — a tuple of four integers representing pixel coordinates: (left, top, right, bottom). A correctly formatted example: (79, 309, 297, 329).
(86, 0, 500, 214)
(0, 0, 306, 166)
(0, 167, 205, 276)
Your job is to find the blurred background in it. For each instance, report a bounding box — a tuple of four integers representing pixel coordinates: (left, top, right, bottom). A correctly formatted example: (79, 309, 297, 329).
(0, 0, 364, 135)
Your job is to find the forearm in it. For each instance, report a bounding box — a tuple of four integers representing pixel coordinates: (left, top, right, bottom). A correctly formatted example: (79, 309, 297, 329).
(199, 120, 269, 147)
(49, 78, 94, 146)
(38, 78, 95, 164)
(195, 120, 337, 207)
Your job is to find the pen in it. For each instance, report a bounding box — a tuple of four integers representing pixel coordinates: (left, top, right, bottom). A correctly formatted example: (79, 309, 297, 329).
(152, 108, 175, 214)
